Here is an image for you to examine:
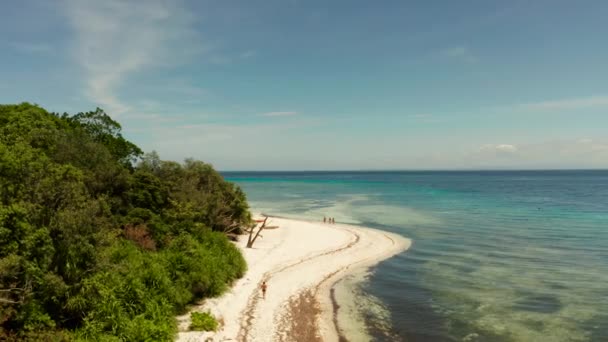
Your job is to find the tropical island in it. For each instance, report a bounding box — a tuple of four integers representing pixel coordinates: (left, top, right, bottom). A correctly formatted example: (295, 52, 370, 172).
(0, 103, 410, 341)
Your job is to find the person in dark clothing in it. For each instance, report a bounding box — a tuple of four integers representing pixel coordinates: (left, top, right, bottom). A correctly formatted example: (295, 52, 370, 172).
(261, 281, 268, 299)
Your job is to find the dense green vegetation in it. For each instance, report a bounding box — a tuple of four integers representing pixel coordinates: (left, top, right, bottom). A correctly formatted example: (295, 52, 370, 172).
(0, 103, 250, 341)
(189, 312, 217, 332)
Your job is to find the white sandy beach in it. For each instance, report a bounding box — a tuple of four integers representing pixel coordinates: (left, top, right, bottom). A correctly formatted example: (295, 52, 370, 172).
(176, 215, 411, 342)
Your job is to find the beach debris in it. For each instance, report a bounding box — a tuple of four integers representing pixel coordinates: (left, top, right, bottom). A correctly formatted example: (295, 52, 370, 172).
(245, 216, 276, 248)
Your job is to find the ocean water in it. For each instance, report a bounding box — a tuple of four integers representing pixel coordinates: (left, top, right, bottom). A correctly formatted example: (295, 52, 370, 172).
(223, 171, 608, 342)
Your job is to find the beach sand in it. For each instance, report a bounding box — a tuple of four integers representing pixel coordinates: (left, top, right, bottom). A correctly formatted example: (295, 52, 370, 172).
(176, 215, 411, 342)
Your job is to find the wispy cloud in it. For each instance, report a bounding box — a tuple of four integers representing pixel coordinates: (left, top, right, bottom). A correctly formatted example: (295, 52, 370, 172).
(408, 114, 432, 119)
(405, 113, 446, 124)
(440, 46, 478, 63)
(207, 50, 258, 65)
(166, 81, 209, 98)
(10, 42, 53, 54)
(144, 119, 314, 166)
(63, 0, 203, 116)
(261, 111, 298, 117)
(240, 50, 257, 59)
(517, 95, 608, 111)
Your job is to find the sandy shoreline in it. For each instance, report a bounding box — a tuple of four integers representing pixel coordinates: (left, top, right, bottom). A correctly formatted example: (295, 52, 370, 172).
(176, 215, 411, 341)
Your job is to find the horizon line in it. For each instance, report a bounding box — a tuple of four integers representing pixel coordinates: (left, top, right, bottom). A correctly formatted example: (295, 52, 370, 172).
(220, 168, 608, 173)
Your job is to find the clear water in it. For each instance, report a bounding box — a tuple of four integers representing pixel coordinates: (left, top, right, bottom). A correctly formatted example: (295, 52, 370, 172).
(223, 171, 608, 342)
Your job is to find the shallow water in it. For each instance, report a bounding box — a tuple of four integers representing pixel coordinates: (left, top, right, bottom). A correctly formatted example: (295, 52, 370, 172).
(224, 171, 608, 341)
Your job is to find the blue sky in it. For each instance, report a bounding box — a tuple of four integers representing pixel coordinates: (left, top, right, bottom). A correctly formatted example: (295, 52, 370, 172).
(2, 0, 608, 170)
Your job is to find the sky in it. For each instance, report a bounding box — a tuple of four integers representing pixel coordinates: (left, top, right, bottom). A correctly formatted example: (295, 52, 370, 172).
(1, 0, 608, 170)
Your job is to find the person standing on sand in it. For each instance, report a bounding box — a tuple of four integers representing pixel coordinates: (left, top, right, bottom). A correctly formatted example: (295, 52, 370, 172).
(323, 216, 326, 223)
(261, 281, 268, 299)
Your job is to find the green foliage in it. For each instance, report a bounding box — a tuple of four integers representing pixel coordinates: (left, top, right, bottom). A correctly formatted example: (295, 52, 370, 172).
(0, 103, 250, 341)
(127, 170, 168, 212)
(189, 312, 218, 332)
(66, 108, 143, 167)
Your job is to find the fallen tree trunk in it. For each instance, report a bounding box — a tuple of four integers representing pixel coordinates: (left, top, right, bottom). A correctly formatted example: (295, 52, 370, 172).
(246, 217, 269, 248)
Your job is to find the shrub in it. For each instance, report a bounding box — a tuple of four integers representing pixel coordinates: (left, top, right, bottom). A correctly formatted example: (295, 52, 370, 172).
(189, 312, 218, 332)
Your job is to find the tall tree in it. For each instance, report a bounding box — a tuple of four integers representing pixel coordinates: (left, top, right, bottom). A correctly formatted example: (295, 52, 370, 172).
(67, 108, 143, 167)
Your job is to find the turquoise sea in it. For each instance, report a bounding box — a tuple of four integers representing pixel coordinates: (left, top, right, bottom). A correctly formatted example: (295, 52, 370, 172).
(223, 171, 608, 342)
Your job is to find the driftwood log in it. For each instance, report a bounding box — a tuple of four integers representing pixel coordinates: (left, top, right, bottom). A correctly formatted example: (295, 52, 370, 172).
(245, 217, 275, 248)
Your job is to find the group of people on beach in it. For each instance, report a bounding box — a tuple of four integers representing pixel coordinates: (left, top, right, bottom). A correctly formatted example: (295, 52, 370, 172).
(323, 216, 335, 224)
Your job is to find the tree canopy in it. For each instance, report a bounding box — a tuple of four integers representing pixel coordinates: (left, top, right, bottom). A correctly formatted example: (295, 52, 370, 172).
(0, 103, 251, 341)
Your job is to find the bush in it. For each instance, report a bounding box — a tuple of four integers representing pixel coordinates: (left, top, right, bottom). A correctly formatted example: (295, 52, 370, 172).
(189, 312, 218, 332)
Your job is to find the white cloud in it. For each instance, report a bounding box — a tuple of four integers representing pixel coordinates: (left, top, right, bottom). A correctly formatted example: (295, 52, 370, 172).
(517, 95, 608, 112)
(261, 111, 298, 117)
(461, 140, 608, 169)
(441, 46, 478, 63)
(480, 144, 518, 154)
(63, 0, 203, 116)
(472, 144, 519, 164)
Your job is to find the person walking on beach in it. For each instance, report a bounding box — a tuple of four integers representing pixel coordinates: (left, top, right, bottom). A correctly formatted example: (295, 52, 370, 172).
(261, 281, 268, 299)
(323, 216, 327, 223)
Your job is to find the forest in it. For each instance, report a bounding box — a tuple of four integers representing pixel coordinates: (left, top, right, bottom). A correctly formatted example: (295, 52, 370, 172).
(0, 103, 251, 341)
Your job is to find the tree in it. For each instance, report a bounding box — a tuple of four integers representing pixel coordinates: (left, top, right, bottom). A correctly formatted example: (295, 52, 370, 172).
(138, 151, 162, 174)
(67, 108, 143, 167)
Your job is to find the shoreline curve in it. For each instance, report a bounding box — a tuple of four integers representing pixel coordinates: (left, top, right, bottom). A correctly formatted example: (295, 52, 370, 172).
(176, 214, 411, 342)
